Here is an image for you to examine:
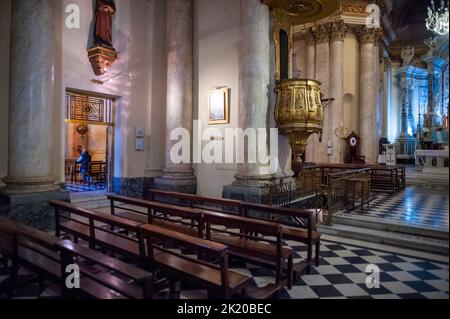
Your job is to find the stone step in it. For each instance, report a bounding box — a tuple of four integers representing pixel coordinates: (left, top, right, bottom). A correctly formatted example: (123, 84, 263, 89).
(71, 199, 111, 209)
(405, 171, 449, 187)
(332, 214, 449, 240)
(69, 193, 110, 209)
(317, 223, 449, 255)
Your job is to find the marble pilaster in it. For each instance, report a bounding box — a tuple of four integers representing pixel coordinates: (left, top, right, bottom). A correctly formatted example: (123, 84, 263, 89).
(153, 0, 197, 194)
(304, 28, 317, 163)
(223, 0, 273, 203)
(358, 26, 382, 164)
(329, 21, 347, 163)
(313, 23, 331, 163)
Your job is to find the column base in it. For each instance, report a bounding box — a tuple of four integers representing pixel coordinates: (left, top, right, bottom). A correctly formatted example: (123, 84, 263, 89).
(113, 177, 153, 199)
(1, 176, 60, 195)
(223, 173, 281, 204)
(0, 189, 70, 231)
(223, 184, 269, 204)
(152, 171, 197, 195)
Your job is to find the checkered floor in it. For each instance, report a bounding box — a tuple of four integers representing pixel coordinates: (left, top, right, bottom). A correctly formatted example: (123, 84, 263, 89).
(338, 185, 449, 232)
(65, 182, 106, 193)
(1, 239, 448, 299)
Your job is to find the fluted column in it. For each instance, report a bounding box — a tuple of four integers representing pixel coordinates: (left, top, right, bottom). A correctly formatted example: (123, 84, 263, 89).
(2, 0, 58, 195)
(358, 27, 382, 164)
(154, 0, 196, 193)
(330, 21, 347, 163)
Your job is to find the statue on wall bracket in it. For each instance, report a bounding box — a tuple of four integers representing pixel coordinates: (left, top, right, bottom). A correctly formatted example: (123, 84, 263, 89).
(88, 0, 119, 76)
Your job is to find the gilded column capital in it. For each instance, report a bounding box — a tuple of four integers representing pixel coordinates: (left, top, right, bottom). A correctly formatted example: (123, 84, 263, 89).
(331, 21, 348, 42)
(313, 23, 331, 44)
(358, 26, 383, 45)
(302, 29, 316, 46)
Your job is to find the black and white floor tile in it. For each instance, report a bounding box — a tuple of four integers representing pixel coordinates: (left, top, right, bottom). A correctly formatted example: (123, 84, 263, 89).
(337, 186, 449, 232)
(1, 239, 448, 299)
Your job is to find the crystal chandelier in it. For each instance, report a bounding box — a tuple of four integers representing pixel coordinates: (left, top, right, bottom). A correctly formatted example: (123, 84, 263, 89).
(426, 0, 449, 36)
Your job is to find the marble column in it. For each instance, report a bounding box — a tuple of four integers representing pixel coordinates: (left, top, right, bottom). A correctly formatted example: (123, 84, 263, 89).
(0, 0, 69, 230)
(2, 0, 58, 195)
(394, 67, 417, 160)
(153, 0, 197, 194)
(304, 29, 316, 79)
(313, 23, 331, 163)
(304, 28, 318, 163)
(422, 55, 446, 128)
(329, 21, 347, 163)
(223, 0, 272, 203)
(358, 27, 382, 164)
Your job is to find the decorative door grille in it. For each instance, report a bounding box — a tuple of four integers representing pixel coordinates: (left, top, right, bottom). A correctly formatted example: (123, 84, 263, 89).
(65, 91, 114, 125)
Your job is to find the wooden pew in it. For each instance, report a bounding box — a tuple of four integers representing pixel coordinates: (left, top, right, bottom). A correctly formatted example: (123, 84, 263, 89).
(107, 194, 292, 292)
(242, 203, 320, 273)
(201, 211, 294, 290)
(148, 189, 320, 273)
(51, 200, 145, 261)
(0, 217, 154, 299)
(107, 194, 204, 238)
(138, 223, 252, 299)
(148, 189, 242, 215)
(57, 240, 153, 299)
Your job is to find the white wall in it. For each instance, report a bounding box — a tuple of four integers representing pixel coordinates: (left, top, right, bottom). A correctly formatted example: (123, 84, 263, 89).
(193, 0, 240, 197)
(0, 0, 11, 183)
(59, 0, 166, 182)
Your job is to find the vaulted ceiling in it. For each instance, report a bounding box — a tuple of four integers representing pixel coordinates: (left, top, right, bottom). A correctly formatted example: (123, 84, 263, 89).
(389, 0, 434, 61)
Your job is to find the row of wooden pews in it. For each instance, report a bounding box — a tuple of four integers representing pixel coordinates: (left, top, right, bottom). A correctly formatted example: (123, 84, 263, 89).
(106, 192, 320, 281)
(0, 216, 153, 299)
(146, 190, 321, 273)
(51, 200, 265, 299)
(105, 195, 298, 288)
(1, 190, 323, 299)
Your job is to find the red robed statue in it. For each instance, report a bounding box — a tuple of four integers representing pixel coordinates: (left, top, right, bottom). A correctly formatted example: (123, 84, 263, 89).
(94, 0, 116, 48)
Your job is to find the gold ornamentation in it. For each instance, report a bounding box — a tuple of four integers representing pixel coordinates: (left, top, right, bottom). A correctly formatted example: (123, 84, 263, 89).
(262, 0, 341, 25)
(274, 79, 324, 157)
(342, 3, 366, 15)
(87, 45, 119, 76)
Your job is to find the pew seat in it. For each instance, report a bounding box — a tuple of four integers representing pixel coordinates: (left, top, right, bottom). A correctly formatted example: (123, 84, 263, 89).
(153, 249, 250, 292)
(0, 217, 154, 299)
(59, 220, 141, 257)
(139, 223, 253, 299)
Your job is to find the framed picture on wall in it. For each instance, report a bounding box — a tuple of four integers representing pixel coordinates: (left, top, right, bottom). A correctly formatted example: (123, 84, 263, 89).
(208, 87, 230, 125)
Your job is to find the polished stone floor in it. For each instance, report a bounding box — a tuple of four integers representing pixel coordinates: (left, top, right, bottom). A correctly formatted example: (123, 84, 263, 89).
(338, 185, 449, 232)
(1, 237, 448, 300)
